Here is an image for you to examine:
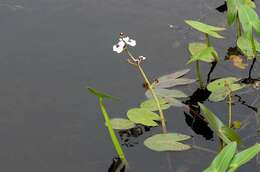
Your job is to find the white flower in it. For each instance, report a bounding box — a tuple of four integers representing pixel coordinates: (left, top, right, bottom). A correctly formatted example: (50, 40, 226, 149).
(139, 56, 146, 60)
(113, 39, 126, 53)
(122, 37, 136, 47)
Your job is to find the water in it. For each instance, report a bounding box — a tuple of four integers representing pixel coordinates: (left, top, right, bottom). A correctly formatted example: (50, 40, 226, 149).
(0, 0, 259, 171)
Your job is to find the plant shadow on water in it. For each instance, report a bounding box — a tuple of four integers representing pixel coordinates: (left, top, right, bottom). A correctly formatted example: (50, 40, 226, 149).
(119, 125, 151, 147)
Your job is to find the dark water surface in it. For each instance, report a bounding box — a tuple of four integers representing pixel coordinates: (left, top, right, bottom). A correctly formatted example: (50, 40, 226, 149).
(0, 0, 260, 171)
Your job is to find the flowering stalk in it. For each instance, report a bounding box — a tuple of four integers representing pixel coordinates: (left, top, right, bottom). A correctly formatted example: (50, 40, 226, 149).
(126, 50, 167, 133)
(113, 33, 167, 133)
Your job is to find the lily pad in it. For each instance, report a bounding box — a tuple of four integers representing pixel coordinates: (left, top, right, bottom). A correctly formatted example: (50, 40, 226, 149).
(144, 133, 191, 151)
(127, 108, 160, 127)
(107, 118, 136, 130)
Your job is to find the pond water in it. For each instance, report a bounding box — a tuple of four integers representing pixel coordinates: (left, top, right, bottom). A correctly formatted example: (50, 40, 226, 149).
(0, 0, 260, 171)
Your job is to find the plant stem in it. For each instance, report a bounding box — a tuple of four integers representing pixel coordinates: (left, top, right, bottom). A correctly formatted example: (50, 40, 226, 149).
(249, 29, 257, 78)
(236, 13, 242, 39)
(99, 98, 127, 163)
(125, 48, 167, 133)
(196, 61, 204, 89)
(137, 64, 168, 133)
(205, 33, 211, 47)
(228, 92, 232, 128)
(249, 58, 256, 79)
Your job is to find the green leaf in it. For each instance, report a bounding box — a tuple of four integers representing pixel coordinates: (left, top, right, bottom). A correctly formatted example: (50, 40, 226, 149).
(237, 35, 260, 59)
(165, 97, 185, 107)
(145, 88, 188, 99)
(221, 126, 241, 144)
(187, 46, 219, 64)
(155, 69, 196, 88)
(87, 87, 116, 100)
(227, 0, 239, 26)
(203, 142, 237, 172)
(238, 5, 260, 37)
(185, 20, 225, 38)
(127, 108, 160, 126)
(228, 143, 260, 171)
(199, 103, 232, 144)
(144, 133, 191, 151)
(227, 0, 256, 26)
(207, 77, 244, 92)
(188, 42, 208, 55)
(107, 118, 136, 130)
(208, 89, 228, 102)
(140, 97, 170, 111)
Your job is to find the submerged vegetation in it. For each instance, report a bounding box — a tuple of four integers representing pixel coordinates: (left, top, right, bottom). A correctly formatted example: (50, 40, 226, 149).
(89, 0, 260, 171)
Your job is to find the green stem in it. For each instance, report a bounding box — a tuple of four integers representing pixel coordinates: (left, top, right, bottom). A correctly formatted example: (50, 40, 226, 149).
(250, 30, 257, 58)
(99, 98, 127, 163)
(137, 64, 167, 133)
(236, 13, 242, 39)
(196, 61, 204, 89)
(228, 92, 232, 128)
(205, 33, 211, 47)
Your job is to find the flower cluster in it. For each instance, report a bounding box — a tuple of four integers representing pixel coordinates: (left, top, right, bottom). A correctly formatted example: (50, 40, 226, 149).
(113, 34, 136, 53)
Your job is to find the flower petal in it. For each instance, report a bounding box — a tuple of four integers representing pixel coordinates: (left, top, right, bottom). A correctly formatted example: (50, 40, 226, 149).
(113, 40, 125, 53)
(123, 37, 136, 46)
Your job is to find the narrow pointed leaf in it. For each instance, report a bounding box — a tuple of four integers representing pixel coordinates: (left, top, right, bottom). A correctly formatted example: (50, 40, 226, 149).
(87, 87, 116, 100)
(221, 126, 241, 144)
(228, 143, 260, 171)
(199, 103, 232, 144)
(203, 142, 237, 172)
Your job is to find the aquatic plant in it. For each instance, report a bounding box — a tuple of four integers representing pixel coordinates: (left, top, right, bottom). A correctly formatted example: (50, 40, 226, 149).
(112, 33, 192, 151)
(185, 20, 224, 88)
(87, 87, 127, 164)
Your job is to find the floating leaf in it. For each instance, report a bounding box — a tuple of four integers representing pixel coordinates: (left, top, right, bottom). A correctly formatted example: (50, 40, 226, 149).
(228, 143, 260, 171)
(127, 108, 160, 127)
(144, 133, 191, 151)
(188, 42, 208, 55)
(87, 87, 116, 99)
(237, 35, 260, 59)
(207, 77, 244, 92)
(199, 103, 232, 144)
(185, 20, 225, 38)
(187, 46, 219, 64)
(155, 69, 196, 88)
(209, 89, 229, 102)
(204, 142, 237, 172)
(165, 97, 185, 107)
(140, 97, 170, 111)
(221, 126, 241, 144)
(145, 88, 188, 99)
(208, 77, 245, 102)
(107, 118, 136, 130)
